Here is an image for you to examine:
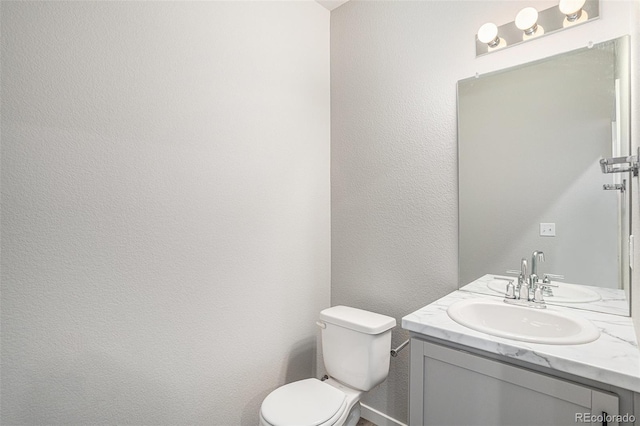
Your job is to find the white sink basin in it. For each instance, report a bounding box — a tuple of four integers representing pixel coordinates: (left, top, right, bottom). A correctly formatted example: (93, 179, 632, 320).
(486, 279, 600, 303)
(447, 298, 600, 345)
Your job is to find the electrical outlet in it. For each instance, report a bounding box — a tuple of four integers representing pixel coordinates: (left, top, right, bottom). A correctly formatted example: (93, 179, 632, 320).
(540, 223, 556, 237)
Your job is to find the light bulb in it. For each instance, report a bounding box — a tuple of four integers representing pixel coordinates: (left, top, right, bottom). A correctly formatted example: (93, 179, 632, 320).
(477, 22, 506, 51)
(478, 23, 498, 44)
(559, 0, 588, 27)
(515, 7, 544, 39)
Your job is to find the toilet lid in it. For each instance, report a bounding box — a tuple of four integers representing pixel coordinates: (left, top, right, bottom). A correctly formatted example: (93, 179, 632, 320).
(261, 378, 346, 426)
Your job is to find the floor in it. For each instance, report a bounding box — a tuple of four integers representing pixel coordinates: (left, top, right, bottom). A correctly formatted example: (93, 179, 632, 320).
(357, 419, 376, 426)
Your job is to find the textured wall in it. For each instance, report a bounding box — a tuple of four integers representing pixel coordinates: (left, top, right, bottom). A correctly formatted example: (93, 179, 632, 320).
(1, 2, 330, 424)
(330, 1, 638, 423)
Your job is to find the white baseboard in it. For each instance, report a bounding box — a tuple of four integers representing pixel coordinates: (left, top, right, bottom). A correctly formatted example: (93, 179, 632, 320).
(360, 403, 407, 426)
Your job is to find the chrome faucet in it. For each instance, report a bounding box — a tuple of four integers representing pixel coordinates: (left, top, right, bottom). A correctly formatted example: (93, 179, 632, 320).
(530, 251, 545, 289)
(519, 258, 529, 301)
(531, 250, 545, 277)
(520, 258, 528, 284)
(503, 256, 546, 309)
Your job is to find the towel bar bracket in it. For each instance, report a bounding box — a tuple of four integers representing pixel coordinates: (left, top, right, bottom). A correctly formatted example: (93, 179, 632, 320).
(600, 148, 639, 177)
(391, 339, 410, 357)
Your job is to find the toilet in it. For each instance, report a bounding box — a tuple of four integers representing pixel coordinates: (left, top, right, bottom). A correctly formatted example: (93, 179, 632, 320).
(259, 305, 396, 426)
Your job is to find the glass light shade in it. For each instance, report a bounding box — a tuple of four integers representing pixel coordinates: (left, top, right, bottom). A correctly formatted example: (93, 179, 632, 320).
(515, 7, 544, 39)
(515, 7, 539, 31)
(478, 23, 499, 45)
(559, 0, 586, 16)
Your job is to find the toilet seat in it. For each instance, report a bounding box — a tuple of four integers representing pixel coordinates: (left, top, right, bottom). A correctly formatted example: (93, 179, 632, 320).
(260, 378, 348, 426)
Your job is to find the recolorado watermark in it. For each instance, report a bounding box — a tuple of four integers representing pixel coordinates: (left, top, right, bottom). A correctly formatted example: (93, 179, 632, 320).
(575, 412, 635, 423)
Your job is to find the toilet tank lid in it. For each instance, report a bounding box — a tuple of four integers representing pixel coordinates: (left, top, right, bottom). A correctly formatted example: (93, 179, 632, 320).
(319, 306, 396, 334)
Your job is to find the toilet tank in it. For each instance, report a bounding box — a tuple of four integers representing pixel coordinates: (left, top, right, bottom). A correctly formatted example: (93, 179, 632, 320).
(318, 306, 396, 391)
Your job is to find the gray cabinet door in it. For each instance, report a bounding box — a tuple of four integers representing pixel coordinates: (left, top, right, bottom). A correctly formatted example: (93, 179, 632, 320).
(409, 339, 619, 426)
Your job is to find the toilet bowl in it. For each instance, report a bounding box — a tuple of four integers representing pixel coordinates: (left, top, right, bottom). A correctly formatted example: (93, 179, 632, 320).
(259, 306, 396, 426)
(259, 378, 362, 426)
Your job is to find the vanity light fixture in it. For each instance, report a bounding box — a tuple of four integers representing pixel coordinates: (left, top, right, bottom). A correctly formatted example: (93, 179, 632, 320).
(477, 23, 506, 50)
(559, 0, 588, 27)
(474, 0, 599, 57)
(515, 7, 544, 39)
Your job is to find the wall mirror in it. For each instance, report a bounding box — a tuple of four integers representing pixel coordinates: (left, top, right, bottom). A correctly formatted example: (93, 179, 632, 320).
(457, 35, 631, 316)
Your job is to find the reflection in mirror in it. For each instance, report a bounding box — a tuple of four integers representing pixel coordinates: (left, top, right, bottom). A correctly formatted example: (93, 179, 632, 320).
(457, 36, 631, 316)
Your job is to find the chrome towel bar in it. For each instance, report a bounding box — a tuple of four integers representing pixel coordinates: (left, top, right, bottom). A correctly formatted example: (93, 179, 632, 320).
(391, 339, 410, 357)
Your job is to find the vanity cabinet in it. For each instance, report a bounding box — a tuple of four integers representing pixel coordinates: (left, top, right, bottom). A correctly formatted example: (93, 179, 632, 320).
(409, 338, 621, 426)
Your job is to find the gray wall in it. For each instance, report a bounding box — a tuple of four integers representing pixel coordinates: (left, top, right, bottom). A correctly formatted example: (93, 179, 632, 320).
(1, 2, 330, 424)
(330, 0, 638, 423)
(3, 1, 639, 425)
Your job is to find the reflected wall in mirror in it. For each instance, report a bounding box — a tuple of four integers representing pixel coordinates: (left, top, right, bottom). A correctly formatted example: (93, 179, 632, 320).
(457, 36, 631, 316)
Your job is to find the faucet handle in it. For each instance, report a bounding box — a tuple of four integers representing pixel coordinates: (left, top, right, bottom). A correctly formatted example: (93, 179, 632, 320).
(542, 273, 564, 287)
(505, 281, 516, 299)
(533, 285, 546, 305)
(543, 273, 564, 280)
(506, 270, 526, 288)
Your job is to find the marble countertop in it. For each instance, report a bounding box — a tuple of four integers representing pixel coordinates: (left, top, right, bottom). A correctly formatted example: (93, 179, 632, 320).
(461, 274, 629, 316)
(402, 290, 640, 392)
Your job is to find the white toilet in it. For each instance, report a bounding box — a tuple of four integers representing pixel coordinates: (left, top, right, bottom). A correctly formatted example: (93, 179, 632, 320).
(259, 305, 396, 426)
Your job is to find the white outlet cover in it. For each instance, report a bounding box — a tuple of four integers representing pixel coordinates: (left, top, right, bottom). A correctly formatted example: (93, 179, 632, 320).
(540, 223, 556, 237)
